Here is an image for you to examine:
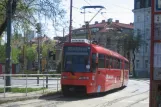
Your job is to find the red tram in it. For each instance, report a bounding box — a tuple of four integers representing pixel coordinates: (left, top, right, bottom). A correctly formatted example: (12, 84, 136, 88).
(61, 39, 129, 96)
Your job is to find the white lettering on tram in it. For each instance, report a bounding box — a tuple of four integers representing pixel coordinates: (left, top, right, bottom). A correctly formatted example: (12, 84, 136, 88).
(106, 75, 114, 79)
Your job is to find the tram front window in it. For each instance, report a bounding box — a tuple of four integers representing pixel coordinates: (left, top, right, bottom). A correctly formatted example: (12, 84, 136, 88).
(63, 46, 90, 72)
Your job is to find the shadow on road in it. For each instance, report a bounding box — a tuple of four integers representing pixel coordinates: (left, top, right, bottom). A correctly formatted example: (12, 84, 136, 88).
(39, 86, 126, 102)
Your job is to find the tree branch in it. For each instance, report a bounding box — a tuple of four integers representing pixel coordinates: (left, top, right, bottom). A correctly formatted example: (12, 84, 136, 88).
(0, 0, 18, 37)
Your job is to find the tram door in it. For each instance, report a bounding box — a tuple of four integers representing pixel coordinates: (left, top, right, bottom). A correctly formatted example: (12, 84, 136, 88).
(94, 54, 106, 92)
(105, 56, 113, 91)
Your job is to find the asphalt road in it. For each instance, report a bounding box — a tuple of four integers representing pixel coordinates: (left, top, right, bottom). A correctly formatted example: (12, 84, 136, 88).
(0, 79, 150, 107)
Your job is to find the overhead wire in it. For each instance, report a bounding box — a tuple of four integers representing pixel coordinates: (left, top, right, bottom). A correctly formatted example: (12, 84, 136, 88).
(83, 0, 91, 6)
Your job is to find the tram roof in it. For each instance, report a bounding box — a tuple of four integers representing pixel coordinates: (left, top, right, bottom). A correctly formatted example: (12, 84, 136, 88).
(63, 42, 128, 62)
(91, 44, 128, 62)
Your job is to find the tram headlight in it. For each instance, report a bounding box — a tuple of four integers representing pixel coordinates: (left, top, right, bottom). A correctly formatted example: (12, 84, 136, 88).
(79, 76, 89, 80)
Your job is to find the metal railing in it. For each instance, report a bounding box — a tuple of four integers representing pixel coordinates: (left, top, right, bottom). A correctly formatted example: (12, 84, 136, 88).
(0, 74, 61, 98)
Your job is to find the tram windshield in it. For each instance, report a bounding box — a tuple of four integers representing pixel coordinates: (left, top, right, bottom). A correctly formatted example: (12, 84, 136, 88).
(63, 46, 91, 72)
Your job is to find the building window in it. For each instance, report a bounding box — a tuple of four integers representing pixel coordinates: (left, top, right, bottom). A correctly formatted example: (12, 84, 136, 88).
(137, 47, 141, 53)
(136, 60, 140, 68)
(145, 0, 149, 8)
(145, 44, 148, 53)
(146, 28, 150, 39)
(137, 29, 141, 35)
(135, 0, 141, 9)
(146, 15, 149, 21)
(137, 16, 140, 22)
(145, 60, 148, 68)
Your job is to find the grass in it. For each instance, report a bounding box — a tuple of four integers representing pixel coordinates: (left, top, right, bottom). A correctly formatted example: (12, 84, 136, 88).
(0, 87, 46, 93)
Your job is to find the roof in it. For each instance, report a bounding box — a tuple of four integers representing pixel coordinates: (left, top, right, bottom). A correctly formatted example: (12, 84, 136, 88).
(112, 22, 134, 29)
(31, 35, 50, 43)
(74, 22, 107, 30)
(72, 21, 133, 33)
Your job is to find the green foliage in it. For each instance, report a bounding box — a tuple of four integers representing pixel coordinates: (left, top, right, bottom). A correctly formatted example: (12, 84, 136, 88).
(0, 44, 5, 63)
(11, 47, 20, 64)
(117, 32, 142, 56)
(26, 46, 36, 61)
(42, 40, 56, 58)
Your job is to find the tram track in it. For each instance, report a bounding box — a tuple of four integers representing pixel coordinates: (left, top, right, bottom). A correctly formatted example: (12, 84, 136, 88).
(125, 97, 148, 107)
(94, 90, 149, 107)
(94, 80, 149, 107)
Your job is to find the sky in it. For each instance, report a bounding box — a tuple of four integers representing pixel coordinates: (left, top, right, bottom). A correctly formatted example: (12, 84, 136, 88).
(42, 0, 134, 38)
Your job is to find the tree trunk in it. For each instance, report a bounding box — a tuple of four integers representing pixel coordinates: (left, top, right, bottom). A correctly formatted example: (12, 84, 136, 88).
(132, 49, 136, 77)
(0, 0, 17, 37)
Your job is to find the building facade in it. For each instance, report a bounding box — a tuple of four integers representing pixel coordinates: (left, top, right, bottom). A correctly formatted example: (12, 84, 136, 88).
(71, 19, 133, 57)
(133, 0, 151, 77)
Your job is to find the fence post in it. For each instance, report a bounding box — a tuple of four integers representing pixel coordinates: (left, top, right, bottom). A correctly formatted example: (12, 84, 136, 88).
(4, 74, 6, 98)
(57, 76, 58, 92)
(26, 74, 28, 96)
(43, 74, 44, 93)
(46, 73, 48, 88)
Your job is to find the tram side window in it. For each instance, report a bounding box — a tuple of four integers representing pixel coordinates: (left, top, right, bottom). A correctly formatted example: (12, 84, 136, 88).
(91, 53, 97, 72)
(124, 62, 129, 70)
(126, 62, 129, 70)
(113, 58, 118, 69)
(98, 54, 105, 68)
(109, 57, 113, 68)
(106, 56, 109, 68)
(120, 60, 122, 69)
(117, 59, 120, 69)
(116, 58, 119, 69)
(124, 62, 126, 69)
(113, 58, 117, 69)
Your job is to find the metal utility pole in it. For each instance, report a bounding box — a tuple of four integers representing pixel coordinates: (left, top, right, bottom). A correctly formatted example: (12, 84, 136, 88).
(5, 0, 12, 92)
(46, 49, 49, 88)
(68, 0, 73, 42)
(37, 34, 40, 85)
(63, 28, 65, 38)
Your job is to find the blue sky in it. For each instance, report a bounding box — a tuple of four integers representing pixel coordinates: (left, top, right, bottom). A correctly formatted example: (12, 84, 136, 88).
(1, 0, 134, 42)
(38, 0, 134, 38)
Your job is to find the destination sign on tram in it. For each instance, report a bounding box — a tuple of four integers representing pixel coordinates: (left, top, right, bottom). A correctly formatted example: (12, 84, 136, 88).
(66, 47, 90, 52)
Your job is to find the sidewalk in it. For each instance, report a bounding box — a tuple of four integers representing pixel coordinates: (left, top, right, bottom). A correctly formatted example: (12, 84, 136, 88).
(0, 88, 62, 104)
